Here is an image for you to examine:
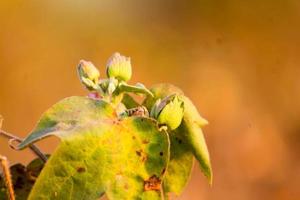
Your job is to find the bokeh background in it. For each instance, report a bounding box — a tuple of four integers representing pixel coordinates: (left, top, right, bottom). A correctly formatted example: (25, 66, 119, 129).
(0, 0, 299, 199)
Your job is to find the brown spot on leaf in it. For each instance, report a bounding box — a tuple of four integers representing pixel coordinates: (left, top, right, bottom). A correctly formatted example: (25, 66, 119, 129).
(144, 175, 161, 191)
(161, 168, 166, 175)
(124, 183, 129, 190)
(136, 150, 142, 157)
(175, 137, 183, 144)
(116, 171, 122, 176)
(159, 152, 163, 156)
(142, 140, 149, 144)
(132, 136, 136, 140)
(77, 167, 86, 173)
(136, 150, 147, 162)
(142, 155, 148, 162)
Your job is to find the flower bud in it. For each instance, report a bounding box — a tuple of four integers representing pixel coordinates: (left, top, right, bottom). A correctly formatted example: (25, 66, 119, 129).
(77, 60, 100, 91)
(106, 52, 132, 82)
(151, 94, 184, 130)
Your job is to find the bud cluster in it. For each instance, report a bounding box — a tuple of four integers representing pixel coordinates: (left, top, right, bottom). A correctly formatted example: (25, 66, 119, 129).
(77, 53, 185, 131)
(77, 52, 152, 101)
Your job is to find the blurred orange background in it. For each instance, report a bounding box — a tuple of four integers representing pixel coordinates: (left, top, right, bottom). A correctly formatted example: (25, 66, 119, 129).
(0, 0, 299, 199)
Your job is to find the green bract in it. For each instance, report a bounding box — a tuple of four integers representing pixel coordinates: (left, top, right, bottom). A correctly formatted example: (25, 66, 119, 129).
(106, 52, 132, 82)
(14, 53, 212, 200)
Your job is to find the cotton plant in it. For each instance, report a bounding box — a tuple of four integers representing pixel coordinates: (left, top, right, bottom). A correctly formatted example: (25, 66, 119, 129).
(0, 52, 212, 200)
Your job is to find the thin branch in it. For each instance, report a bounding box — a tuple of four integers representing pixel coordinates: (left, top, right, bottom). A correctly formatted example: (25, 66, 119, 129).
(0, 130, 48, 163)
(0, 155, 15, 200)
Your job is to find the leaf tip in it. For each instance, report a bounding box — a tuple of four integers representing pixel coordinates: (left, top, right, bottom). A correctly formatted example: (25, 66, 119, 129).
(198, 117, 209, 127)
(202, 163, 213, 185)
(207, 170, 213, 186)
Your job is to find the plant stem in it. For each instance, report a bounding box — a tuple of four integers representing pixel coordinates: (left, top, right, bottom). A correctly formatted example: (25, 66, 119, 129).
(0, 130, 48, 163)
(0, 155, 15, 200)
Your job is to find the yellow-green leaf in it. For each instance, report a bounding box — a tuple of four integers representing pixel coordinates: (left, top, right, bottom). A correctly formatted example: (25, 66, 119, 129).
(28, 117, 169, 200)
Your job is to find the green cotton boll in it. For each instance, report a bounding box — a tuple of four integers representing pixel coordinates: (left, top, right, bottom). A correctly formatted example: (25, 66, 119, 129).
(77, 60, 100, 91)
(106, 52, 132, 82)
(156, 95, 184, 130)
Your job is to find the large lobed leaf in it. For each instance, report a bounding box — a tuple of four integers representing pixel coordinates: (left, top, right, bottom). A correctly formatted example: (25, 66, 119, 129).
(18, 96, 170, 200)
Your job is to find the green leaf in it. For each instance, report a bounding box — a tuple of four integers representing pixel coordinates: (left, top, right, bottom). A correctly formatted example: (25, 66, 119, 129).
(18, 96, 116, 149)
(180, 96, 212, 183)
(143, 83, 213, 194)
(27, 117, 170, 200)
